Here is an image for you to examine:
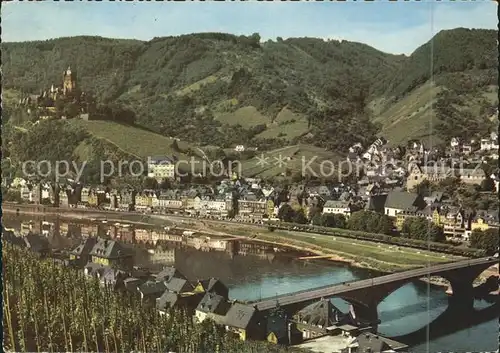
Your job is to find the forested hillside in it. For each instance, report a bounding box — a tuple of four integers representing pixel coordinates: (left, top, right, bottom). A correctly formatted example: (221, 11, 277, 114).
(2, 28, 497, 158)
(2, 33, 400, 152)
(372, 28, 498, 145)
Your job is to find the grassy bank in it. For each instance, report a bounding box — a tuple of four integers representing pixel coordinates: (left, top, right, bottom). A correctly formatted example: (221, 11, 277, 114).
(205, 222, 464, 272)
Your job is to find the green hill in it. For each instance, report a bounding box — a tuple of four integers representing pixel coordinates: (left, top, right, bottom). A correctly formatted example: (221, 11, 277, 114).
(1, 33, 401, 151)
(372, 28, 497, 145)
(2, 28, 497, 176)
(72, 120, 196, 159)
(2, 119, 207, 184)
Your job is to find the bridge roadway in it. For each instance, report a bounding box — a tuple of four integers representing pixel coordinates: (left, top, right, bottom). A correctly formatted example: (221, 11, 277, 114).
(252, 256, 498, 311)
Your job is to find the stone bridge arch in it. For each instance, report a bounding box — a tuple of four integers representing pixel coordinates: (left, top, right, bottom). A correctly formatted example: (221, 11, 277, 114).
(338, 261, 497, 324)
(258, 260, 498, 333)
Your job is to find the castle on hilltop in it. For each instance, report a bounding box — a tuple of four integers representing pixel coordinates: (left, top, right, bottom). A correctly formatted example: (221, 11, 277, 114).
(43, 66, 78, 101)
(63, 66, 77, 95)
(19, 66, 92, 120)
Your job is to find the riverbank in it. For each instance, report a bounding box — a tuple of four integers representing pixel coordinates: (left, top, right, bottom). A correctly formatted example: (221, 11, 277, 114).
(5, 203, 494, 286)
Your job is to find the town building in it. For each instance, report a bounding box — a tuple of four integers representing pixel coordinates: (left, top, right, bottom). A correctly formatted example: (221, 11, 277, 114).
(384, 191, 426, 217)
(155, 266, 187, 282)
(195, 292, 231, 323)
(165, 276, 194, 294)
(23, 234, 51, 257)
(193, 278, 229, 299)
(89, 238, 132, 268)
(156, 291, 204, 316)
(59, 188, 69, 207)
(135, 190, 155, 211)
(137, 281, 168, 306)
(148, 156, 176, 181)
(157, 193, 183, 210)
(322, 200, 352, 218)
(238, 196, 267, 220)
(406, 164, 456, 191)
(62, 66, 77, 95)
(80, 187, 91, 204)
(293, 298, 346, 340)
(341, 332, 408, 353)
(70, 237, 98, 266)
(118, 190, 135, 211)
(480, 132, 499, 151)
(224, 302, 265, 341)
(459, 168, 486, 185)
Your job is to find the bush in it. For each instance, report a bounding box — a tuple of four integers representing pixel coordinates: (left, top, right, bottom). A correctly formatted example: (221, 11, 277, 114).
(347, 210, 393, 235)
(470, 229, 499, 255)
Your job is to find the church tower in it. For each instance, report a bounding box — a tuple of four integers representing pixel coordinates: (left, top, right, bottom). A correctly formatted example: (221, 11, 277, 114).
(63, 66, 77, 95)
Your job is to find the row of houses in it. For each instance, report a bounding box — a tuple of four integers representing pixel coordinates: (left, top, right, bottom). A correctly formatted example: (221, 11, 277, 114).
(72, 237, 405, 349)
(317, 187, 499, 241)
(406, 163, 492, 191)
(382, 191, 498, 240)
(67, 237, 291, 343)
(16, 181, 280, 220)
(450, 132, 499, 153)
(2, 229, 272, 343)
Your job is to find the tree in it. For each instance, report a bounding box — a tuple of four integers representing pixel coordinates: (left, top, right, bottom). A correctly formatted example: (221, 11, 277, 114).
(347, 210, 393, 235)
(293, 209, 308, 224)
(159, 178, 172, 190)
(308, 205, 322, 222)
(171, 140, 180, 152)
(414, 179, 431, 197)
(113, 106, 136, 124)
(63, 102, 81, 118)
(277, 204, 295, 222)
(227, 209, 236, 219)
(470, 229, 499, 254)
(321, 213, 335, 227)
(250, 33, 261, 46)
(2, 188, 21, 202)
(311, 213, 322, 226)
(429, 224, 445, 242)
(54, 97, 65, 117)
(377, 215, 395, 235)
(437, 177, 462, 197)
(142, 177, 158, 190)
(402, 217, 445, 242)
(332, 214, 347, 229)
(291, 172, 303, 183)
(480, 178, 495, 192)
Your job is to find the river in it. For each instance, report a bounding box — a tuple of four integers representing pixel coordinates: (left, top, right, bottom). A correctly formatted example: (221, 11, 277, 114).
(3, 215, 498, 352)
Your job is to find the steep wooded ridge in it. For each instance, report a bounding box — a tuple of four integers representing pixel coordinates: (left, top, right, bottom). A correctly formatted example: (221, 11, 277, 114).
(372, 28, 498, 145)
(2, 28, 497, 157)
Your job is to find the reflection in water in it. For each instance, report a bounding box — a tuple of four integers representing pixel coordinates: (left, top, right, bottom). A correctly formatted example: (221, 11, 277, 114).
(2, 214, 498, 352)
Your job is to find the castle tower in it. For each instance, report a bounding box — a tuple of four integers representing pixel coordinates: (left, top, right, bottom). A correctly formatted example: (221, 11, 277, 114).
(63, 66, 77, 95)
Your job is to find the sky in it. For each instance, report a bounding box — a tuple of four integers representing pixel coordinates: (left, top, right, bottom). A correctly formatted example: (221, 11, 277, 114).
(1, 0, 497, 55)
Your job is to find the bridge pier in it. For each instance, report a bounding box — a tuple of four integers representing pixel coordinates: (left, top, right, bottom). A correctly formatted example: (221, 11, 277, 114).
(447, 280, 475, 311)
(443, 266, 489, 311)
(348, 302, 380, 331)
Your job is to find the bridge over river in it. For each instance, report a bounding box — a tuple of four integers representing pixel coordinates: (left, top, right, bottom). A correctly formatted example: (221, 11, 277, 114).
(251, 257, 498, 326)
